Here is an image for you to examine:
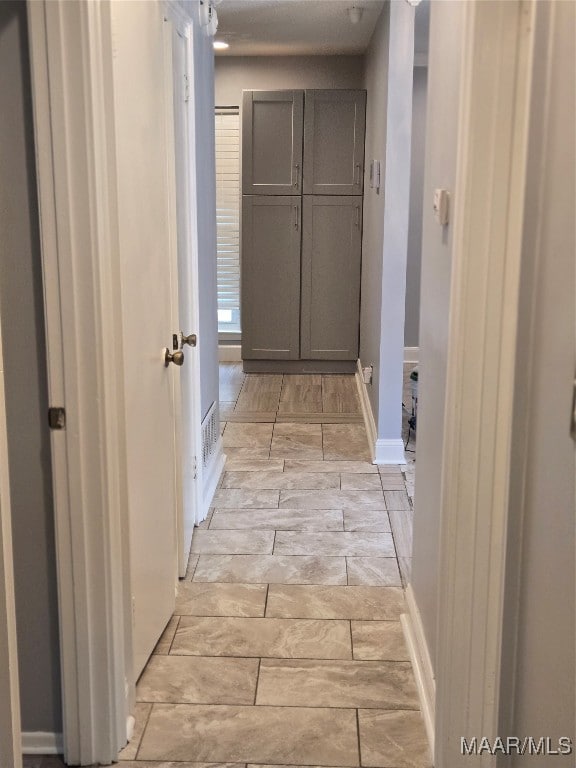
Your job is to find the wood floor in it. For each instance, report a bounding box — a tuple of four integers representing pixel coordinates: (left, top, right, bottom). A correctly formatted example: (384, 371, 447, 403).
(220, 365, 364, 424)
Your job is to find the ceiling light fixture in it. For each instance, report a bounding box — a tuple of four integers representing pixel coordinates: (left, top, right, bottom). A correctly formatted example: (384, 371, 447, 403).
(347, 7, 364, 24)
(213, 40, 229, 50)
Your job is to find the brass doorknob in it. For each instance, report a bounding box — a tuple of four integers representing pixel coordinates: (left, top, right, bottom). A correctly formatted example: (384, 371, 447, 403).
(164, 348, 184, 367)
(180, 332, 197, 348)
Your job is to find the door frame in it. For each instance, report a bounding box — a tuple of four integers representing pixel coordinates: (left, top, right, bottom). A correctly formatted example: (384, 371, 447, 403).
(433, 0, 536, 764)
(0, 311, 22, 768)
(27, 1, 131, 763)
(26, 0, 204, 763)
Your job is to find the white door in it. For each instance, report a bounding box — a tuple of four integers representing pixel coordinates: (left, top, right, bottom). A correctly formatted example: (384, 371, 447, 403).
(166, 20, 202, 577)
(110, 0, 181, 679)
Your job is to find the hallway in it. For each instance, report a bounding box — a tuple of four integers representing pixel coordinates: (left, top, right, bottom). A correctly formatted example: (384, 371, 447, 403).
(116, 368, 430, 768)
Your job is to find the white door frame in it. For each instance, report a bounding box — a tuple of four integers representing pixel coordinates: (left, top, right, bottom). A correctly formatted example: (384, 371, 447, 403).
(27, 0, 143, 763)
(434, 1, 536, 764)
(0, 313, 22, 768)
(27, 0, 205, 762)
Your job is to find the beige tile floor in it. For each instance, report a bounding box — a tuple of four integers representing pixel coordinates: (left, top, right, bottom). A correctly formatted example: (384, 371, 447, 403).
(25, 368, 423, 768)
(116, 368, 427, 768)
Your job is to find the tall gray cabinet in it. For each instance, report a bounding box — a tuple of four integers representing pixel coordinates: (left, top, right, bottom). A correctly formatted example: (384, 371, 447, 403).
(241, 89, 366, 370)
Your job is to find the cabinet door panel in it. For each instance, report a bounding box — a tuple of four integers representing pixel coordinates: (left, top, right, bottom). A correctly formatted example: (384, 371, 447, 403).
(301, 197, 362, 360)
(303, 90, 366, 195)
(242, 91, 304, 195)
(242, 196, 301, 359)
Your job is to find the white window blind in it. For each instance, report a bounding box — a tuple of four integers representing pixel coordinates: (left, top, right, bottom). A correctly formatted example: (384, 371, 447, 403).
(215, 108, 241, 334)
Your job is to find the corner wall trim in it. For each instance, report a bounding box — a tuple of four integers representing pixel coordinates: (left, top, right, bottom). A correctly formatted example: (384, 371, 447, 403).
(355, 359, 377, 462)
(374, 438, 407, 465)
(404, 346, 419, 363)
(401, 585, 435, 755)
(218, 344, 242, 362)
(201, 437, 225, 521)
(22, 732, 64, 755)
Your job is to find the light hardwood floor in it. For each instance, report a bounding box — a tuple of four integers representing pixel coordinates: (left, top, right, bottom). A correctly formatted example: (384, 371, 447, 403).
(219, 366, 364, 424)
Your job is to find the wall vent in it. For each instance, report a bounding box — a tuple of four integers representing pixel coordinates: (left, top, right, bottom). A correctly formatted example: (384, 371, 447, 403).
(201, 402, 219, 468)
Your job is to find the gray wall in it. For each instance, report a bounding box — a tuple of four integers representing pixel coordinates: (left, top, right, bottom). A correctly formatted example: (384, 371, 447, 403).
(404, 67, 427, 348)
(410, 0, 465, 667)
(193, 23, 220, 421)
(360, 1, 414, 442)
(359, 7, 389, 421)
(0, 2, 62, 733)
(214, 55, 364, 105)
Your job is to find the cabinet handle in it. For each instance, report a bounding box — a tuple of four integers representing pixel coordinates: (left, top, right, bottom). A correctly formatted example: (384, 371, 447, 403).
(355, 163, 362, 185)
(294, 205, 299, 230)
(355, 205, 360, 228)
(294, 164, 300, 188)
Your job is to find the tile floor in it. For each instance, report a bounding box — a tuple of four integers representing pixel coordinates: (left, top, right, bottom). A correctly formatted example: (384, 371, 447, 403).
(25, 367, 424, 768)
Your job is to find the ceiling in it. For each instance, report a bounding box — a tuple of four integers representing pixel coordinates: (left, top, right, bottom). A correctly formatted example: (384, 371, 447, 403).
(213, 0, 387, 57)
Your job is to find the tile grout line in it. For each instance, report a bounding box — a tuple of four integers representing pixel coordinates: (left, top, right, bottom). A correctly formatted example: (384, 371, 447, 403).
(355, 707, 363, 767)
(254, 656, 262, 705)
(349, 617, 355, 661)
(132, 698, 154, 762)
(166, 616, 181, 655)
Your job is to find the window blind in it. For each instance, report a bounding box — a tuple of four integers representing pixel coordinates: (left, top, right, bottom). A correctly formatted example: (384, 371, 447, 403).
(215, 108, 241, 333)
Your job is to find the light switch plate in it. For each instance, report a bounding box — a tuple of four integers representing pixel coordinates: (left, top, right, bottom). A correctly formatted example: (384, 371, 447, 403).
(433, 188, 450, 225)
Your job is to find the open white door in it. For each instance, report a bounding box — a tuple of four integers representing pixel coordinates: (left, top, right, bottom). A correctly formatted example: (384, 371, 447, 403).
(110, 0, 181, 679)
(164, 14, 203, 577)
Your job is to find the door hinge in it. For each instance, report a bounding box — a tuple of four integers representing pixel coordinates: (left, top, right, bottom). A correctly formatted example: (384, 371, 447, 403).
(184, 73, 190, 103)
(193, 455, 198, 480)
(48, 407, 66, 430)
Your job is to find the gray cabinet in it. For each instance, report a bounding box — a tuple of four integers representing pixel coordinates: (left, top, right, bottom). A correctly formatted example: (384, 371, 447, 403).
(301, 197, 362, 360)
(241, 89, 365, 368)
(242, 90, 304, 195)
(241, 196, 301, 360)
(303, 90, 366, 195)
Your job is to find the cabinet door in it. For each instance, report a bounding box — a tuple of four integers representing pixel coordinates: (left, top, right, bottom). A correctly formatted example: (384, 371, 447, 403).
(242, 196, 302, 359)
(242, 91, 304, 195)
(301, 196, 362, 360)
(303, 90, 366, 195)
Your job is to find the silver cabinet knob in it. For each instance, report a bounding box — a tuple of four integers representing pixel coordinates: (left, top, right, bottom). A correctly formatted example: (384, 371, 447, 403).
(180, 332, 197, 348)
(164, 348, 184, 367)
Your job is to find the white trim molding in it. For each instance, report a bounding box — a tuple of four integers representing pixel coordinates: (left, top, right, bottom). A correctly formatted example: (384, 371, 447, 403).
(0, 304, 22, 768)
(435, 2, 536, 765)
(200, 439, 225, 524)
(27, 2, 132, 763)
(404, 346, 419, 363)
(374, 439, 407, 465)
(22, 732, 64, 756)
(218, 344, 242, 362)
(356, 360, 407, 465)
(401, 586, 435, 755)
(355, 359, 377, 461)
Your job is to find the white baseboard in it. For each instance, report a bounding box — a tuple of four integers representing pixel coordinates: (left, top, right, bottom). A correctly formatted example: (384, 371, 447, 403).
(201, 436, 225, 520)
(401, 585, 435, 757)
(22, 732, 63, 755)
(219, 344, 241, 362)
(374, 438, 407, 465)
(126, 714, 135, 742)
(355, 359, 377, 462)
(404, 346, 419, 363)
